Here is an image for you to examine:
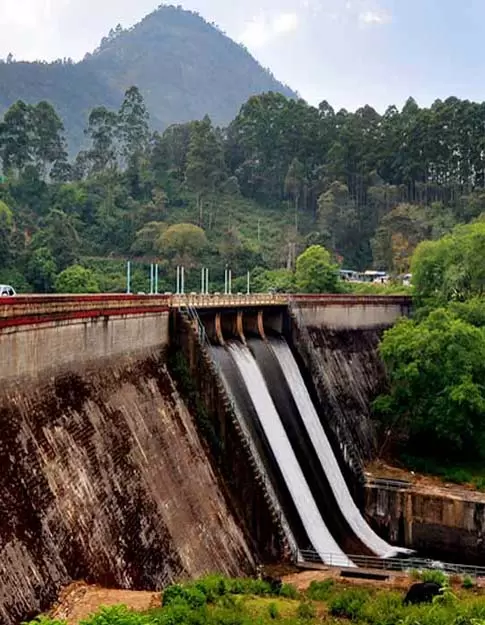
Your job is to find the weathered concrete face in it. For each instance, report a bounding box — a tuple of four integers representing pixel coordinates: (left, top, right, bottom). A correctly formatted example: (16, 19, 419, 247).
(296, 300, 410, 330)
(365, 484, 485, 563)
(0, 313, 170, 380)
(0, 351, 254, 625)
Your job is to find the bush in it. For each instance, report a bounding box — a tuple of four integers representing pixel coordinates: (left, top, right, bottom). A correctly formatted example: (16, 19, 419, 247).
(296, 601, 316, 620)
(306, 580, 335, 601)
(279, 583, 298, 599)
(420, 570, 448, 586)
(462, 576, 475, 589)
(162, 584, 187, 607)
(329, 589, 369, 620)
(268, 603, 280, 620)
(442, 469, 472, 484)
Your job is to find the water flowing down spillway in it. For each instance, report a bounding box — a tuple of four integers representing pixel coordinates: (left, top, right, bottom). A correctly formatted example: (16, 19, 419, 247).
(268, 336, 412, 559)
(227, 342, 354, 568)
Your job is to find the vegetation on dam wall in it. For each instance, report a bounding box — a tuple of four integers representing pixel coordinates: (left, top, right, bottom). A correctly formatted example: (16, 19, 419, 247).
(31, 573, 485, 625)
(0, 350, 253, 625)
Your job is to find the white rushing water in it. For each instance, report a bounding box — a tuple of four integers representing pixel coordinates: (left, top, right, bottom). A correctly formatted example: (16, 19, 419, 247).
(269, 337, 412, 558)
(228, 342, 354, 567)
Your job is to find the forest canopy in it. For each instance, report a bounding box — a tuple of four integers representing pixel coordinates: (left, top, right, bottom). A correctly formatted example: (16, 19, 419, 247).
(1, 88, 484, 293)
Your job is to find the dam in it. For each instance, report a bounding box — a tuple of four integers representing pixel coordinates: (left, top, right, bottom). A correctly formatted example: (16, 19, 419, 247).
(4, 291, 481, 624)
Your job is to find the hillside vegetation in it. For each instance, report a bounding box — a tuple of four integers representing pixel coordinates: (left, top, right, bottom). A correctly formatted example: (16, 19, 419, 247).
(0, 83, 484, 294)
(0, 5, 295, 153)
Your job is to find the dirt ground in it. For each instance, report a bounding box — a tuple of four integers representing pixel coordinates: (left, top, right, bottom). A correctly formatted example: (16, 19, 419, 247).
(50, 582, 161, 624)
(49, 569, 414, 624)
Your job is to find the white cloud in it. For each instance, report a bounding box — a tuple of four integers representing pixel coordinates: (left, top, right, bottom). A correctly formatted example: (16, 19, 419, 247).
(359, 10, 391, 25)
(239, 11, 299, 49)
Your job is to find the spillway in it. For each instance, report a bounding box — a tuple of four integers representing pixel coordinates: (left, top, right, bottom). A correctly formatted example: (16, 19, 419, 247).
(227, 342, 354, 568)
(268, 336, 412, 559)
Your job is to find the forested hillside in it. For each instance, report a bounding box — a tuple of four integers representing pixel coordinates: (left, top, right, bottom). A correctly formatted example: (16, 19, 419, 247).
(0, 86, 484, 294)
(0, 5, 295, 153)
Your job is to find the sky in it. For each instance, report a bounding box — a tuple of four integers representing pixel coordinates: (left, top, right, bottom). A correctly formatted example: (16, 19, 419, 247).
(2, 0, 485, 113)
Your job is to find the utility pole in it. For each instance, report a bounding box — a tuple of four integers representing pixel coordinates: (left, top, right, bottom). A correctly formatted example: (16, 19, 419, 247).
(126, 261, 131, 294)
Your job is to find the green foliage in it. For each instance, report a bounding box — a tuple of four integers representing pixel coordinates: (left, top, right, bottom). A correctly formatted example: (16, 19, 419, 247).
(412, 221, 485, 307)
(267, 603, 279, 620)
(295, 245, 340, 293)
(55, 265, 100, 294)
(375, 309, 485, 461)
(22, 575, 485, 625)
(419, 570, 448, 586)
(462, 576, 475, 589)
(306, 580, 334, 602)
(328, 588, 370, 619)
(296, 601, 316, 620)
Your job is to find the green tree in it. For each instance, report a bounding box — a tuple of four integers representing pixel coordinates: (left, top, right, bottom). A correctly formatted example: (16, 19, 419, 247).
(119, 86, 150, 196)
(295, 245, 340, 293)
(317, 182, 359, 264)
(31, 101, 68, 179)
(85, 106, 119, 173)
(158, 223, 207, 268)
(0, 100, 33, 173)
(375, 309, 485, 461)
(0, 200, 13, 266)
(26, 247, 58, 293)
(412, 221, 485, 306)
(132, 221, 167, 255)
(55, 265, 100, 293)
(284, 157, 306, 231)
(185, 116, 225, 225)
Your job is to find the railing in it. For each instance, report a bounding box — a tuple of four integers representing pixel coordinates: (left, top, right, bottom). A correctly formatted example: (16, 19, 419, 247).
(297, 549, 485, 577)
(366, 477, 413, 491)
(173, 293, 287, 308)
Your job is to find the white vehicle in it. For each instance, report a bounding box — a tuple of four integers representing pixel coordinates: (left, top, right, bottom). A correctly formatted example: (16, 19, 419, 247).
(0, 285, 16, 296)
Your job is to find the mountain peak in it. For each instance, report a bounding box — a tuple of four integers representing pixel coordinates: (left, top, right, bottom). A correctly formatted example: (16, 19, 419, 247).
(0, 4, 296, 152)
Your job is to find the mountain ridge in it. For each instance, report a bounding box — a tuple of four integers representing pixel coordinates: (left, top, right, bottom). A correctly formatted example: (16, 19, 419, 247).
(0, 5, 297, 152)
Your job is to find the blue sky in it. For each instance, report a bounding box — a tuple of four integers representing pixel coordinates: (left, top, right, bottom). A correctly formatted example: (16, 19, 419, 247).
(1, 0, 485, 112)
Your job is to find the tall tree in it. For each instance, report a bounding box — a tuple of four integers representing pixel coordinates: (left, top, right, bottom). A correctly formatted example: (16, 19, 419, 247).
(84, 107, 119, 173)
(0, 101, 34, 174)
(185, 116, 225, 225)
(31, 101, 68, 179)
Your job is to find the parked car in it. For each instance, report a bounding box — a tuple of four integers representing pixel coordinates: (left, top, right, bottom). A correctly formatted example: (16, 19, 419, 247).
(0, 285, 16, 296)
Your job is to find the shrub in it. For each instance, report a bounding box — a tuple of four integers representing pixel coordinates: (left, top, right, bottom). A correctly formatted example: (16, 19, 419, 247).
(306, 579, 334, 601)
(472, 477, 485, 492)
(421, 570, 448, 586)
(279, 583, 298, 599)
(80, 605, 148, 625)
(463, 576, 475, 589)
(329, 589, 369, 620)
(296, 601, 316, 620)
(268, 603, 280, 620)
(162, 584, 188, 607)
(442, 469, 472, 485)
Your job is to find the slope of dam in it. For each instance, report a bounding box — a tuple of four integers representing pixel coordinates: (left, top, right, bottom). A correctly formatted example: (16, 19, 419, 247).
(0, 350, 254, 625)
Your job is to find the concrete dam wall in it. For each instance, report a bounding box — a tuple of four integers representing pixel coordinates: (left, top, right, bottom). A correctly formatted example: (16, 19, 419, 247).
(0, 306, 255, 625)
(0, 293, 423, 623)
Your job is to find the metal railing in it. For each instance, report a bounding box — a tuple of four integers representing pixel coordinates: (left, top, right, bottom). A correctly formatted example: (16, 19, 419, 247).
(366, 477, 413, 491)
(297, 548, 485, 577)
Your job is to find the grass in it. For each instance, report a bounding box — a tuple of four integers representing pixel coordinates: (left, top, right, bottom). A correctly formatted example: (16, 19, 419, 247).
(26, 573, 485, 625)
(401, 454, 485, 489)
